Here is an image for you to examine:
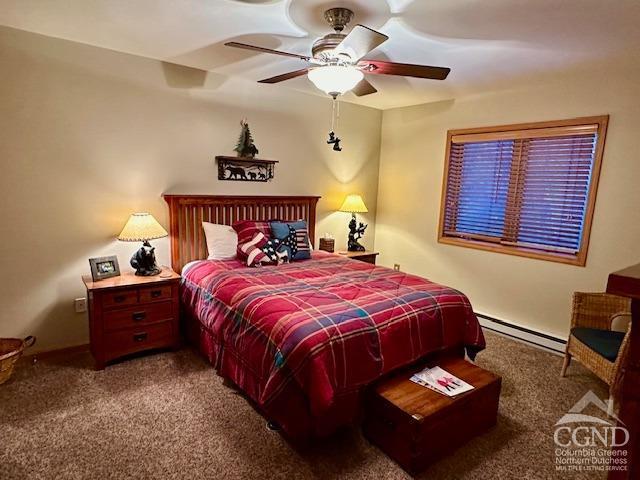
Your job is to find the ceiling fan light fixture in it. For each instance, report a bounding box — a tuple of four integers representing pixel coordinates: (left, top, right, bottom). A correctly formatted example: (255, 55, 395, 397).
(308, 65, 364, 96)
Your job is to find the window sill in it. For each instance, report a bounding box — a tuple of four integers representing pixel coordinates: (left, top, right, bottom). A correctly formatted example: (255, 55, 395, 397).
(438, 235, 586, 266)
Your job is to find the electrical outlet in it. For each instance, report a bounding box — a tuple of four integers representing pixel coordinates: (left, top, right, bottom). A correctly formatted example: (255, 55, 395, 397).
(393, 264, 401, 271)
(74, 297, 87, 313)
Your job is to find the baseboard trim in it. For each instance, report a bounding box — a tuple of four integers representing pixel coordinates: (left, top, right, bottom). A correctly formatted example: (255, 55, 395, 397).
(19, 343, 90, 364)
(476, 313, 567, 355)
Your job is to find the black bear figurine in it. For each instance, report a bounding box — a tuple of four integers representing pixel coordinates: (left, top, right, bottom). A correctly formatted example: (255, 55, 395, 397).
(347, 215, 367, 252)
(130, 241, 161, 276)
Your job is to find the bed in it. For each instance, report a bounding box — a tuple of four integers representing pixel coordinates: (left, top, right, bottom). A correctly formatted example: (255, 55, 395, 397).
(164, 195, 485, 440)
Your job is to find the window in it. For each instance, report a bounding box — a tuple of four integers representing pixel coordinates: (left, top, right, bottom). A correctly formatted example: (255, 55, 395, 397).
(439, 116, 608, 266)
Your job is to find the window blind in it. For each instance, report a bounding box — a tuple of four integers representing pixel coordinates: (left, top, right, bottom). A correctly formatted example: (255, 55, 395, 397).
(444, 140, 513, 240)
(514, 134, 596, 253)
(442, 123, 602, 259)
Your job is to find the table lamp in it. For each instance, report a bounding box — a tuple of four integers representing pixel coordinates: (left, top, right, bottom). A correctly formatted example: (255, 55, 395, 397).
(339, 194, 368, 252)
(118, 213, 168, 276)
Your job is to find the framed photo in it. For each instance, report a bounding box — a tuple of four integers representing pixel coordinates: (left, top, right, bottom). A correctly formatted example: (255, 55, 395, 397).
(89, 255, 121, 282)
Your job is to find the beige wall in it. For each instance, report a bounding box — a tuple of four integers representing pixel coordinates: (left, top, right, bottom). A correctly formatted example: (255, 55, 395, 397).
(0, 27, 382, 351)
(375, 66, 640, 339)
(4, 24, 639, 351)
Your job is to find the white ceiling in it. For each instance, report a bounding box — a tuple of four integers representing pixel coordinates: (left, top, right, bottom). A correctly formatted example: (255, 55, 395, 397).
(1, 0, 639, 110)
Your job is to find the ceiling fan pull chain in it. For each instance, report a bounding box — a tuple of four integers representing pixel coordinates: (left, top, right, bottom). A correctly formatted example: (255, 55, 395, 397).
(327, 97, 342, 152)
(331, 96, 337, 132)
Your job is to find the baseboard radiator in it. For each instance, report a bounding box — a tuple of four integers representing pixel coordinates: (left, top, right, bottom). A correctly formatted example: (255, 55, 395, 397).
(476, 313, 567, 355)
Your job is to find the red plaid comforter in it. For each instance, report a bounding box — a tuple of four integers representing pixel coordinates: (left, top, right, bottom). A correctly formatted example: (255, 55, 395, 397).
(181, 251, 485, 437)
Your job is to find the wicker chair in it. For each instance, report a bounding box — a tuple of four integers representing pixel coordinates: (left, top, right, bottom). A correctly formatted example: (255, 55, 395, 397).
(561, 292, 632, 409)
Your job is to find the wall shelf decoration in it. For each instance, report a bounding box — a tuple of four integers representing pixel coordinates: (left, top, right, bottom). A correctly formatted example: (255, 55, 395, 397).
(215, 156, 278, 182)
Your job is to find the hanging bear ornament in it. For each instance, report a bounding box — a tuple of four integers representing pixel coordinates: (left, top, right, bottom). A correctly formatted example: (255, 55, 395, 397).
(327, 131, 342, 151)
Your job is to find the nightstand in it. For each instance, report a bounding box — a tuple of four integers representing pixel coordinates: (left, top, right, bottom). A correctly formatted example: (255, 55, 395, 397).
(82, 269, 181, 370)
(338, 250, 379, 265)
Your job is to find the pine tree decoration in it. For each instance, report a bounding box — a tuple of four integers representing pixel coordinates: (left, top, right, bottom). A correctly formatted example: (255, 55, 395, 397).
(234, 119, 259, 158)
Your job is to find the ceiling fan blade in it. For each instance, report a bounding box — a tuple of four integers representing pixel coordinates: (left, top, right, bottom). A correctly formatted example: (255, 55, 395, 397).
(258, 68, 310, 84)
(225, 41, 310, 61)
(352, 78, 377, 97)
(334, 25, 388, 62)
(361, 60, 451, 80)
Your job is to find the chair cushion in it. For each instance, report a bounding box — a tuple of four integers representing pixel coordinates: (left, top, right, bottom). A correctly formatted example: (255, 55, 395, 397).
(571, 327, 626, 362)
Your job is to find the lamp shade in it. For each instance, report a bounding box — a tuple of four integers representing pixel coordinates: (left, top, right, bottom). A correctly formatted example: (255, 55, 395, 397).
(308, 66, 364, 96)
(118, 213, 168, 242)
(339, 194, 368, 214)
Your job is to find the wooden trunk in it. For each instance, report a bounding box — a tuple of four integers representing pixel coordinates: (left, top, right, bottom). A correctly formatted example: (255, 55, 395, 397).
(363, 358, 501, 474)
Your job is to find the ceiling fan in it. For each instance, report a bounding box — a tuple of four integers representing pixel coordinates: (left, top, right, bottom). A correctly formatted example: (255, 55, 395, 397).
(225, 7, 451, 98)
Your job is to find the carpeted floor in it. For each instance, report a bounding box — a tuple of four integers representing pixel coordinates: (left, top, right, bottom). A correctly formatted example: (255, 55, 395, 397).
(0, 331, 608, 480)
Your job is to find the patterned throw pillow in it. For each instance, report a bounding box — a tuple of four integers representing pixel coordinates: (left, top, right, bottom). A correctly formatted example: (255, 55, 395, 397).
(261, 237, 289, 265)
(270, 221, 311, 261)
(281, 225, 299, 257)
(238, 232, 270, 267)
(232, 220, 271, 261)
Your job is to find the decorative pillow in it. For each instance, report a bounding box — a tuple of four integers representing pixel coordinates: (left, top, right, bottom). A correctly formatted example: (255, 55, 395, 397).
(238, 232, 270, 267)
(270, 221, 311, 261)
(261, 237, 289, 265)
(202, 222, 238, 260)
(232, 220, 271, 261)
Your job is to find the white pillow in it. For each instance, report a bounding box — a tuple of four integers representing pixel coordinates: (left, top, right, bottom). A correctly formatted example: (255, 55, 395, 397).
(202, 222, 238, 260)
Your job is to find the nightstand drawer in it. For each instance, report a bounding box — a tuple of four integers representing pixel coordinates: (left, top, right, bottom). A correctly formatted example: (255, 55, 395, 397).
(338, 251, 379, 265)
(139, 285, 172, 303)
(104, 321, 174, 359)
(103, 301, 173, 332)
(101, 289, 138, 309)
(354, 254, 377, 265)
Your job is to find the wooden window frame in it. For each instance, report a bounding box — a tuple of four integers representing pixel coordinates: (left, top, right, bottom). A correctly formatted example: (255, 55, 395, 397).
(438, 115, 609, 267)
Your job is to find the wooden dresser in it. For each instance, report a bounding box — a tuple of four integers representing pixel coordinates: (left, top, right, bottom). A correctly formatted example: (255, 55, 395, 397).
(606, 263, 640, 480)
(82, 270, 181, 370)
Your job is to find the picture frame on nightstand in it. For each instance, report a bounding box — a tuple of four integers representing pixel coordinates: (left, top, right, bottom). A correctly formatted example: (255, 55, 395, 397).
(89, 255, 120, 282)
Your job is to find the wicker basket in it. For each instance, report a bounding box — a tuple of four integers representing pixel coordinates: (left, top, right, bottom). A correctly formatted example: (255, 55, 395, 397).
(0, 336, 36, 385)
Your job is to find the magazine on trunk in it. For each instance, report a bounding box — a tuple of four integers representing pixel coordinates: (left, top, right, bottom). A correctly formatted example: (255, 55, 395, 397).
(410, 366, 475, 397)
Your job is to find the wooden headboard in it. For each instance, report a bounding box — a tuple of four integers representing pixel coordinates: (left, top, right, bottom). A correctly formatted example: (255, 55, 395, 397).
(163, 195, 321, 273)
